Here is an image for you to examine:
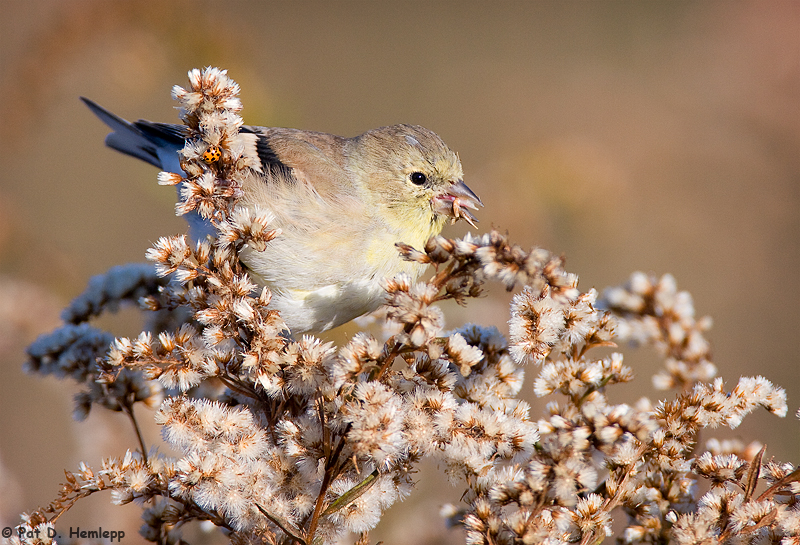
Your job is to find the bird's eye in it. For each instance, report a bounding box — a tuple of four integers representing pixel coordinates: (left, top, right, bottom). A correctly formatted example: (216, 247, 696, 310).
(409, 172, 427, 185)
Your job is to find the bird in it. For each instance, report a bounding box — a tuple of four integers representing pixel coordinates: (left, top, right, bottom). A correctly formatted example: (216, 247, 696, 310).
(82, 97, 481, 334)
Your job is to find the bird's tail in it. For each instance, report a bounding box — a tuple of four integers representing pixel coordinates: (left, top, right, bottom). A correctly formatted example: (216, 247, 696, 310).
(81, 97, 186, 170)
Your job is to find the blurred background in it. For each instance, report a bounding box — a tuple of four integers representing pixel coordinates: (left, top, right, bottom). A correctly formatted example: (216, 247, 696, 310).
(1, 1, 798, 543)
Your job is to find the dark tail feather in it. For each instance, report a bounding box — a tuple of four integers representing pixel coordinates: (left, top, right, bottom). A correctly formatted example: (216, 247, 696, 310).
(81, 97, 186, 169)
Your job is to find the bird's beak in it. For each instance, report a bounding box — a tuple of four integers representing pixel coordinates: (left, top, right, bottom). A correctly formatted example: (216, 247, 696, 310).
(431, 180, 483, 228)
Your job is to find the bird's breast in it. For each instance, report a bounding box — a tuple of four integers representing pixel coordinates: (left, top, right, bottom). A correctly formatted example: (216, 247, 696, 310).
(269, 279, 387, 333)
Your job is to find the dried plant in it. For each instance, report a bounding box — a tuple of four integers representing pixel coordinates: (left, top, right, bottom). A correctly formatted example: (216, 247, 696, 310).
(16, 68, 800, 545)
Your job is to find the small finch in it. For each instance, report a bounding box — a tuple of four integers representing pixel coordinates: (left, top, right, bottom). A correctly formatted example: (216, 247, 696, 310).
(83, 97, 481, 334)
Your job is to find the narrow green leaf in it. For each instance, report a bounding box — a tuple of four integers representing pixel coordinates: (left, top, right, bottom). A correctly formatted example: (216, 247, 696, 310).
(322, 469, 380, 516)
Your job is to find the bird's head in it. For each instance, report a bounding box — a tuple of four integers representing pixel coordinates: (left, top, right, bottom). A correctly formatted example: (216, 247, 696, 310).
(348, 124, 482, 232)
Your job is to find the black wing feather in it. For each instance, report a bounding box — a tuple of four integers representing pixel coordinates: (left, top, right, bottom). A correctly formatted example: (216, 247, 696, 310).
(241, 126, 295, 181)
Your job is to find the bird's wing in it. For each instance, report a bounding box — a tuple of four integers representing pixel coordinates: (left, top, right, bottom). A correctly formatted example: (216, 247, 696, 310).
(244, 127, 354, 201)
(82, 99, 354, 199)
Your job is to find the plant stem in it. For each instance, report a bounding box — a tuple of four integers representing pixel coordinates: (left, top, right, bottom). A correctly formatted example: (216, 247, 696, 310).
(123, 403, 148, 464)
(306, 433, 348, 542)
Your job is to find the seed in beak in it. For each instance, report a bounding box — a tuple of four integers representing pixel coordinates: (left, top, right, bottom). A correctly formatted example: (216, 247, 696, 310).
(432, 180, 482, 227)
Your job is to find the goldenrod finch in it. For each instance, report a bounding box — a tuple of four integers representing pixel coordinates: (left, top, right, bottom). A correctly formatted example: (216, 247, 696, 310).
(82, 98, 481, 334)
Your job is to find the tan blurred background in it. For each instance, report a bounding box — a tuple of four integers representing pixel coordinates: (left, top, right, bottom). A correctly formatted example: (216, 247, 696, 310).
(1, 1, 798, 543)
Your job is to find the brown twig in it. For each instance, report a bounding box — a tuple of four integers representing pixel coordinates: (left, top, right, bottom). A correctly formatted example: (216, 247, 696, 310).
(122, 402, 148, 464)
(306, 424, 349, 542)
